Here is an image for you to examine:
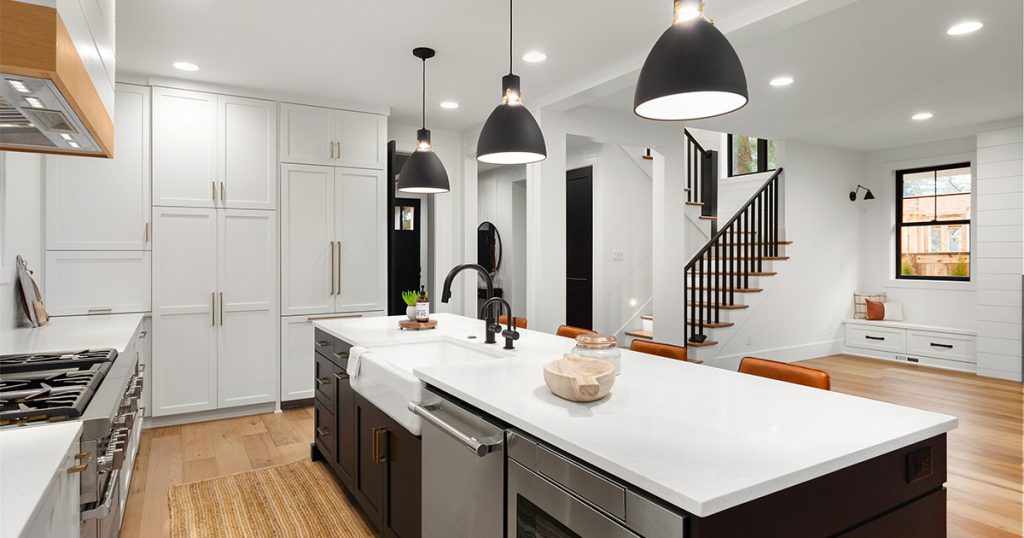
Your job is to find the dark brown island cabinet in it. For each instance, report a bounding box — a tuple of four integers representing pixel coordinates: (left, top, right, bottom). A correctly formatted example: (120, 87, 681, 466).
(311, 328, 421, 538)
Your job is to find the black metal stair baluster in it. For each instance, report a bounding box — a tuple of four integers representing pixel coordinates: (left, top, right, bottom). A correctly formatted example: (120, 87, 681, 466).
(773, 176, 780, 256)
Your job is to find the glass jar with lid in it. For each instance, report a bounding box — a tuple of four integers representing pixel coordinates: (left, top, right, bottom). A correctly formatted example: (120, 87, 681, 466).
(572, 334, 621, 375)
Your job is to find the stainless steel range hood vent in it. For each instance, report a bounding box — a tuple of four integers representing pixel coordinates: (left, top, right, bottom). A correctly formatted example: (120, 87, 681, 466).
(0, 77, 101, 153)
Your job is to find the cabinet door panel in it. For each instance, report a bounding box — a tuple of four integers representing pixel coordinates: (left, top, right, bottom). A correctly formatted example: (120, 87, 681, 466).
(281, 316, 314, 402)
(335, 169, 385, 312)
(219, 96, 277, 209)
(356, 394, 386, 529)
(44, 251, 151, 316)
(152, 207, 218, 416)
(46, 84, 151, 250)
(281, 164, 335, 315)
(336, 368, 356, 485)
(280, 103, 332, 166)
(218, 210, 277, 407)
(335, 110, 385, 169)
(153, 87, 217, 207)
(384, 414, 422, 538)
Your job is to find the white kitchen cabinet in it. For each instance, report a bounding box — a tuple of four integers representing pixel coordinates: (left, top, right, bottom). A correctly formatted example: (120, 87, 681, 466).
(44, 251, 151, 316)
(281, 165, 386, 316)
(154, 88, 276, 209)
(218, 95, 277, 209)
(18, 428, 82, 538)
(140, 316, 152, 418)
(152, 207, 219, 416)
(279, 103, 385, 169)
(152, 87, 218, 208)
(46, 83, 151, 250)
(280, 311, 384, 403)
(217, 209, 277, 407)
(152, 206, 278, 416)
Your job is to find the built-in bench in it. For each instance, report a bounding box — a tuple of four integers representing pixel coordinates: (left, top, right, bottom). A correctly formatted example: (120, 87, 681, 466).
(843, 319, 977, 373)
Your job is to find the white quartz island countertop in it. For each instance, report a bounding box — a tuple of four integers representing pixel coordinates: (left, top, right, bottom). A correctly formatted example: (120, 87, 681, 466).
(0, 313, 143, 355)
(314, 313, 958, 518)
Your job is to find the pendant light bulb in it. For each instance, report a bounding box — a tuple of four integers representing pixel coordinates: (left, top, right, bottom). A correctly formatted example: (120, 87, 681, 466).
(398, 48, 450, 194)
(476, 0, 547, 165)
(635, 0, 748, 121)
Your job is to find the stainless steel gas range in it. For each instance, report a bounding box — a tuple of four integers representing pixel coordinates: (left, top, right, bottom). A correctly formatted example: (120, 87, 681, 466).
(0, 348, 144, 538)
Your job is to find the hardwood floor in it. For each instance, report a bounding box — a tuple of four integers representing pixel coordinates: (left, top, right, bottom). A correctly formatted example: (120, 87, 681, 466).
(799, 355, 1023, 538)
(122, 356, 1021, 537)
(120, 407, 316, 538)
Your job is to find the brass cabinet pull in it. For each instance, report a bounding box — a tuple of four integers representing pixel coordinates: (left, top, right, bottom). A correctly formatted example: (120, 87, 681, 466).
(316, 426, 330, 438)
(67, 464, 88, 474)
(74, 452, 91, 463)
(336, 142, 341, 159)
(334, 372, 349, 380)
(88, 307, 113, 314)
(329, 241, 335, 295)
(315, 377, 332, 386)
(220, 181, 226, 203)
(219, 292, 224, 326)
(333, 351, 348, 360)
(372, 427, 389, 464)
(144, 222, 150, 242)
(211, 293, 216, 326)
(315, 340, 330, 347)
(307, 313, 363, 321)
(335, 241, 342, 295)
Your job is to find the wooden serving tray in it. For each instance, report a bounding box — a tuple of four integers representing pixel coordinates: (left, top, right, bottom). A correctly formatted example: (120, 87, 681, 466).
(399, 319, 437, 330)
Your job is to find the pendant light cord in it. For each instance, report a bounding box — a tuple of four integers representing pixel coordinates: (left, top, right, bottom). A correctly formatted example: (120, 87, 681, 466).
(421, 58, 426, 129)
(508, 0, 513, 74)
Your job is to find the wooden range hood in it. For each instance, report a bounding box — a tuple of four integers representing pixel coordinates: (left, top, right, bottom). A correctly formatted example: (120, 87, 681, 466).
(0, 0, 114, 158)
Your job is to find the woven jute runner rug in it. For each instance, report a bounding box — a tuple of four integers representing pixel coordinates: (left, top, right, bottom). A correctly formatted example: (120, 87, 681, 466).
(169, 459, 374, 537)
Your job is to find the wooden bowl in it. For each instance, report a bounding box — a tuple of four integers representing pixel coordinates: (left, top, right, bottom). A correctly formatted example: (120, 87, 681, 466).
(543, 354, 616, 403)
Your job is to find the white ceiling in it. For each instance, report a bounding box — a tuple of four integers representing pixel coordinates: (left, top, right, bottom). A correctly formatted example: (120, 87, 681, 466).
(584, 0, 1023, 151)
(114, 0, 809, 132)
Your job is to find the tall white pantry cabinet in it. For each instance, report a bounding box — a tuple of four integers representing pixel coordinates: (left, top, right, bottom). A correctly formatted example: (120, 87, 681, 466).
(278, 105, 387, 403)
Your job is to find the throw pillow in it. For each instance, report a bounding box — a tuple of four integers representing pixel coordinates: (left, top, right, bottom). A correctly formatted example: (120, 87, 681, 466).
(865, 299, 885, 321)
(853, 292, 886, 319)
(882, 302, 904, 321)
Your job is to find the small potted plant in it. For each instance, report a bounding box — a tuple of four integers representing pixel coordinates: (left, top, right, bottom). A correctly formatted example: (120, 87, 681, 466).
(401, 290, 419, 320)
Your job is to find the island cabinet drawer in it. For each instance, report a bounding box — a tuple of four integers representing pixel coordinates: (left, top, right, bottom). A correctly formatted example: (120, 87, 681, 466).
(313, 328, 352, 369)
(313, 329, 334, 358)
(314, 402, 336, 461)
(845, 325, 905, 353)
(907, 331, 975, 363)
(314, 354, 341, 407)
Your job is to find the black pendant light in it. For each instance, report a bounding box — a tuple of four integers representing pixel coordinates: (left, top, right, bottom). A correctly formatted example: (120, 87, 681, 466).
(634, 1, 748, 121)
(476, 0, 547, 165)
(398, 47, 450, 194)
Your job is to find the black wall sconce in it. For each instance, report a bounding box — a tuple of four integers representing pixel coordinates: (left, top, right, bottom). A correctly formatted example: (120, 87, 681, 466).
(849, 185, 875, 201)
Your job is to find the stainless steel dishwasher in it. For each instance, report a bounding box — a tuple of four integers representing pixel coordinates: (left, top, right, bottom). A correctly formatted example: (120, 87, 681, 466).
(409, 387, 506, 538)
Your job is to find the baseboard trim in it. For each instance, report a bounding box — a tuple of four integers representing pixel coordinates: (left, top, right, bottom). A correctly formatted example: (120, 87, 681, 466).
(144, 402, 277, 429)
(705, 339, 843, 370)
(976, 368, 1023, 382)
(281, 398, 314, 410)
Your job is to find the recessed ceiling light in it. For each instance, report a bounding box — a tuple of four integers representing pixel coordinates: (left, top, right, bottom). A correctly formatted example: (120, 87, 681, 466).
(24, 96, 44, 108)
(947, 21, 983, 36)
(172, 61, 200, 72)
(912, 112, 934, 121)
(6, 79, 30, 93)
(522, 51, 547, 63)
(440, 101, 459, 109)
(769, 76, 794, 87)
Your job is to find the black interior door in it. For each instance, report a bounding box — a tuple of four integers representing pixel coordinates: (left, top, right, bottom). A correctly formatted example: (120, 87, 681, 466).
(389, 197, 421, 314)
(566, 166, 593, 329)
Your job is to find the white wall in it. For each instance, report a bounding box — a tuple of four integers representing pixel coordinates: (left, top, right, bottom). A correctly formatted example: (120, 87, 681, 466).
(0, 152, 44, 330)
(478, 165, 527, 316)
(974, 122, 1023, 381)
(857, 136, 978, 329)
(714, 141, 863, 364)
(389, 122, 467, 315)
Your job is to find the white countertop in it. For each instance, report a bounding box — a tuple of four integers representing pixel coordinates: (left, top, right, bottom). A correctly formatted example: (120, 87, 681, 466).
(0, 421, 82, 537)
(314, 313, 958, 517)
(0, 313, 144, 355)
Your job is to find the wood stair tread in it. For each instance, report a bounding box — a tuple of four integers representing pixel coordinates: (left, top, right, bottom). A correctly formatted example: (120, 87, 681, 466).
(625, 329, 653, 339)
(641, 314, 653, 320)
(693, 271, 777, 277)
(698, 215, 718, 221)
(686, 321, 734, 328)
(720, 240, 793, 246)
(697, 287, 763, 293)
(685, 202, 704, 207)
(687, 339, 719, 348)
(687, 302, 749, 310)
(707, 256, 790, 261)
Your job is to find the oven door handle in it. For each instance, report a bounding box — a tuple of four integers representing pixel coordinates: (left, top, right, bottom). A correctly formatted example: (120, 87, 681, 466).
(81, 469, 119, 521)
(408, 402, 498, 457)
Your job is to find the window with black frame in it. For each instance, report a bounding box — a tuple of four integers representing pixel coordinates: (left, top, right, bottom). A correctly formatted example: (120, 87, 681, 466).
(896, 163, 972, 281)
(727, 134, 778, 176)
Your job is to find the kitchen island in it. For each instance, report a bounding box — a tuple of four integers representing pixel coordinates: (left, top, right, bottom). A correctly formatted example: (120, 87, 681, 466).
(313, 313, 956, 536)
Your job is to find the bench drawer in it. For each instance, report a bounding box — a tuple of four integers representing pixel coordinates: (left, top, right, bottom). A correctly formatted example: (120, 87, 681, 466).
(907, 331, 975, 364)
(846, 325, 906, 353)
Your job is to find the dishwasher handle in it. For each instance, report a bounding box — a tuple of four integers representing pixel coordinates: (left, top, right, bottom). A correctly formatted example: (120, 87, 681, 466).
(408, 401, 499, 457)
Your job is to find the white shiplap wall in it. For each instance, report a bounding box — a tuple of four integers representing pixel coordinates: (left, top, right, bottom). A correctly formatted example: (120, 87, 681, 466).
(975, 125, 1024, 381)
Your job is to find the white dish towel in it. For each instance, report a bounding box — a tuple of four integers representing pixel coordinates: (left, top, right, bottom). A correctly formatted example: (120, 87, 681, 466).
(348, 346, 369, 378)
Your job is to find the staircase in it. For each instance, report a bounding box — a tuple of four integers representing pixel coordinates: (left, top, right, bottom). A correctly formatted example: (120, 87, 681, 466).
(626, 131, 789, 364)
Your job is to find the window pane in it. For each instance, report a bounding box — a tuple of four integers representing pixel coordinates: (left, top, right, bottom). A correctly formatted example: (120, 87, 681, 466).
(936, 192, 970, 220)
(901, 170, 935, 222)
(401, 206, 415, 230)
(936, 167, 971, 195)
(900, 224, 970, 278)
(731, 135, 758, 175)
(767, 140, 778, 169)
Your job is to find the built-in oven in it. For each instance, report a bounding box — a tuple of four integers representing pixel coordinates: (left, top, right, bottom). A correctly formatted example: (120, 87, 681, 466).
(507, 431, 688, 538)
